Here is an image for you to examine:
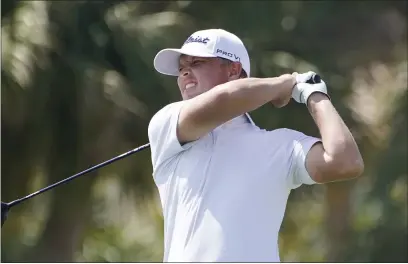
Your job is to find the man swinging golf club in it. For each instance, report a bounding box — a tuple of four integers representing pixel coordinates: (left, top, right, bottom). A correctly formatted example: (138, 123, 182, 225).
(149, 28, 364, 262)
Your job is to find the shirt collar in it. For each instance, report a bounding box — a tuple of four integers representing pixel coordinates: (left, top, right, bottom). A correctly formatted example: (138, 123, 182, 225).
(218, 113, 256, 129)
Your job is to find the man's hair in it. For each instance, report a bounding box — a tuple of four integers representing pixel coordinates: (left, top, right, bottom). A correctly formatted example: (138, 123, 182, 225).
(219, 58, 248, 78)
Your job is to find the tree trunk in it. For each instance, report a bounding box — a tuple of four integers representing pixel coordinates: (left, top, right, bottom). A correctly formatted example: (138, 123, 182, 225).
(24, 175, 94, 262)
(325, 181, 354, 262)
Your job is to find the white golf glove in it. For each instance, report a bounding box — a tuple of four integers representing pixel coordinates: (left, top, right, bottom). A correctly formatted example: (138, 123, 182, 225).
(292, 72, 330, 105)
(294, 71, 317, 84)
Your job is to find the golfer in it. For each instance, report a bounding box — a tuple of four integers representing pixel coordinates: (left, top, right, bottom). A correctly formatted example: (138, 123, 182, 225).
(148, 29, 364, 262)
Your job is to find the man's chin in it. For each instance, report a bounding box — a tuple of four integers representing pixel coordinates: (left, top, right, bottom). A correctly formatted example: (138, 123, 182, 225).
(183, 90, 203, 100)
(183, 95, 197, 100)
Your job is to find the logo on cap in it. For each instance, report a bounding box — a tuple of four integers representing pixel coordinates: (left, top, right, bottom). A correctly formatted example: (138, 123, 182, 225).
(216, 49, 241, 62)
(184, 36, 210, 45)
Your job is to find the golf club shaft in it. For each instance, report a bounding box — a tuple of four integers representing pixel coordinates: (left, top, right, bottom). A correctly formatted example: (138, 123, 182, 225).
(5, 75, 321, 208)
(7, 143, 151, 208)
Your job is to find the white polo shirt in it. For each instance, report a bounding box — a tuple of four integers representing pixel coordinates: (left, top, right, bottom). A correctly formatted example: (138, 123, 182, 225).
(148, 101, 321, 262)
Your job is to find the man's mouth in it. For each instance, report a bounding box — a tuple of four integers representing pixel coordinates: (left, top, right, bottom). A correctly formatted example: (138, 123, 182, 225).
(185, 83, 196, 90)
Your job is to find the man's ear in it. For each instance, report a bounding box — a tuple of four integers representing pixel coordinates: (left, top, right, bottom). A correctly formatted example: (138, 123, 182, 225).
(228, 62, 243, 80)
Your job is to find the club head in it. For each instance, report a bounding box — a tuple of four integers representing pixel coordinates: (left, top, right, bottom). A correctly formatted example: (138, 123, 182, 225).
(2, 202, 10, 227)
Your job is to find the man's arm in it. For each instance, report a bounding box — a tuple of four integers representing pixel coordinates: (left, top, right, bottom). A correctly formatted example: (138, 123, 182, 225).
(178, 75, 295, 144)
(305, 93, 364, 183)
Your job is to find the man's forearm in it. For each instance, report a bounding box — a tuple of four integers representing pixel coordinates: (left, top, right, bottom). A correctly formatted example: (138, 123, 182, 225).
(178, 74, 295, 143)
(214, 74, 295, 117)
(307, 93, 364, 176)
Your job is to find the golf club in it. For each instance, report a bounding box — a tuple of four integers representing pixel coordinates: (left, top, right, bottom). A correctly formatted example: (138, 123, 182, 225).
(1, 74, 322, 227)
(1, 143, 151, 227)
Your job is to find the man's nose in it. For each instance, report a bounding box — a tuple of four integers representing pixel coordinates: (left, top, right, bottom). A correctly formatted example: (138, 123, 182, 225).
(181, 68, 191, 77)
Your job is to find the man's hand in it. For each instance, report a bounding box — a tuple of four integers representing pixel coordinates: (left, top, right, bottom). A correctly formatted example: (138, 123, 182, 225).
(291, 74, 330, 105)
(270, 71, 322, 108)
(293, 71, 317, 84)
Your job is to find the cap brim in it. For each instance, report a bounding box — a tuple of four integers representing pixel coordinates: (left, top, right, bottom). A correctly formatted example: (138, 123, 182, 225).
(153, 48, 217, 76)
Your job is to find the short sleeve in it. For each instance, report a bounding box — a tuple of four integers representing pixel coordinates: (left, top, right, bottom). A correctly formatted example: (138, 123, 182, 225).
(148, 101, 196, 172)
(283, 129, 322, 189)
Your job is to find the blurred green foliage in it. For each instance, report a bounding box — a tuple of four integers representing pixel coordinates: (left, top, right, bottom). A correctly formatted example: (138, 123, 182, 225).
(1, 0, 407, 262)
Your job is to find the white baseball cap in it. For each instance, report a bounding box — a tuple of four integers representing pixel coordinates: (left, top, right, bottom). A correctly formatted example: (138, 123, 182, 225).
(153, 29, 251, 77)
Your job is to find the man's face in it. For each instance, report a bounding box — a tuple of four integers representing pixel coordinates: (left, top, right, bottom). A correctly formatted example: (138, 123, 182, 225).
(177, 55, 236, 100)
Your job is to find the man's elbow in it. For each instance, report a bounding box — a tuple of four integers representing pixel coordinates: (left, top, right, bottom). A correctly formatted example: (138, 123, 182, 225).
(341, 158, 364, 178)
(315, 155, 364, 184)
(332, 155, 365, 181)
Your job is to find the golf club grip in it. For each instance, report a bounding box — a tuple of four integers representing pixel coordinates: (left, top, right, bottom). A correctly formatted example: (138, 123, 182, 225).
(307, 74, 321, 84)
(7, 143, 151, 208)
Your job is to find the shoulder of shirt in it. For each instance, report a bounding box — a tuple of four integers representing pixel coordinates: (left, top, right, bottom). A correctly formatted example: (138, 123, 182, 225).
(255, 127, 306, 139)
(150, 101, 184, 121)
(158, 101, 184, 113)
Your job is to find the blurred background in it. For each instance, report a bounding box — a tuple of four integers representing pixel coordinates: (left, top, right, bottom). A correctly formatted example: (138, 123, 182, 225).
(1, 0, 407, 262)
